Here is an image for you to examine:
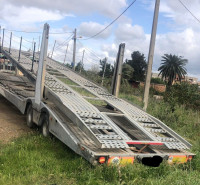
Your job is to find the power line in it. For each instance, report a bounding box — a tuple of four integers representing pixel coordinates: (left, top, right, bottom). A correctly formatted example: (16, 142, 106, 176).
(178, 0, 200, 24)
(4, 28, 41, 34)
(3, 28, 73, 34)
(84, 52, 100, 62)
(77, 40, 102, 59)
(49, 31, 73, 34)
(80, 0, 137, 40)
(53, 34, 74, 51)
(12, 33, 34, 44)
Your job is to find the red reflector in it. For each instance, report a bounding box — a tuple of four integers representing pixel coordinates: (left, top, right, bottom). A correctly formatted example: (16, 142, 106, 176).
(99, 157, 106, 164)
(126, 141, 163, 145)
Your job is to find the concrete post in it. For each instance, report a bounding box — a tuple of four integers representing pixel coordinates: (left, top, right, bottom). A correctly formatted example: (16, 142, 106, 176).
(64, 44, 69, 64)
(9, 32, 12, 53)
(143, 0, 160, 111)
(72, 28, 77, 70)
(101, 58, 107, 86)
(35, 23, 50, 107)
(51, 40, 56, 58)
(80, 49, 85, 73)
(111, 43, 125, 97)
(18, 37, 22, 61)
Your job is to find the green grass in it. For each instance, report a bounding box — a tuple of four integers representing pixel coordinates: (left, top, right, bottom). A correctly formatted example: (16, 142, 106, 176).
(1, 77, 200, 184)
(0, 132, 200, 185)
(70, 86, 96, 97)
(87, 99, 107, 106)
(58, 77, 78, 86)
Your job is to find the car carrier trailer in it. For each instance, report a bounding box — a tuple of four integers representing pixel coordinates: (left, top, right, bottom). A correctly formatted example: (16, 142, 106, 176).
(0, 24, 194, 167)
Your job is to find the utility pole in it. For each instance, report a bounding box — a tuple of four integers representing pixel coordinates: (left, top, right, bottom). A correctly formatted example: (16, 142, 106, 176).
(101, 57, 107, 86)
(63, 44, 69, 64)
(0, 26, 1, 52)
(72, 28, 77, 70)
(32, 38, 34, 51)
(143, 0, 160, 111)
(38, 36, 40, 52)
(2, 28, 4, 49)
(51, 40, 56, 58)
(9, 32, 12, 53)
(31, 42, 36, 72)
(35, 23, 49, 107)
(18, 36, 22, 61)
(80, 49, 85, 73)
(111, 43, 125, 97)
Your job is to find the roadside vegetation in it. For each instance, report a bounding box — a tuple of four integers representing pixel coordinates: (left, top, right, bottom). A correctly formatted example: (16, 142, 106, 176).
(0, 95, 199, 185)
(0, 51, 199, 184)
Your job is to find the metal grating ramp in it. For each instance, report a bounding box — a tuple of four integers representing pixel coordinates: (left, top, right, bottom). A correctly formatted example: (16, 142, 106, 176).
(44, 57, 191, 150)
(2, 48, 131, 149)
(2, 48, 191, 150)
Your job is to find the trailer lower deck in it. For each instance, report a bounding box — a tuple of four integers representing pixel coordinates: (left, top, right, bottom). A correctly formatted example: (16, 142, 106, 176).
(0, 70, 194, 166)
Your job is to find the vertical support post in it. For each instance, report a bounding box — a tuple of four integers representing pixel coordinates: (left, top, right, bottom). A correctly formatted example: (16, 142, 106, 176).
(72, 28, 77, 70)
(38, 36, 40, 52)
(31, 42, 36, 72)
(2, 28, 4, 49)
(35, 23, 49, 107)
(9, 32, 12, 53)
(80, 49, 85, 73)
(63, 44, 69, 64)
(18, 36, 22, 61)
(101, 57, 107, 86)
(32, 38, 34, 51)
(51, 40, 56, 58)
(0, 26, 1, 52)
(111, 43, 125, 97)
(143, 0, 160, 111)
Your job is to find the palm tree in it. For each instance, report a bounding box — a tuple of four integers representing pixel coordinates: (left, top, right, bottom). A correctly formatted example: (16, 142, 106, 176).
(158, 54, 188, 86)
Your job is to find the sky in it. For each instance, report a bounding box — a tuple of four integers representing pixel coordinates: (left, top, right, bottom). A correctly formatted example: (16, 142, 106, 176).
(0, 0, 200, 80)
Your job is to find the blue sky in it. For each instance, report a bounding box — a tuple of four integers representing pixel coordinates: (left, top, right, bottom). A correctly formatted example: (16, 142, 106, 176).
(0, 0, 200, 81)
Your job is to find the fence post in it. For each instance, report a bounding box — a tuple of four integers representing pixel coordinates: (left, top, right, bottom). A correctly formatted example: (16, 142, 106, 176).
(2, 28, 4, 50)
(31, 42, 36, 72)
(9, 32, 12, 53)
(111, 43, 125, 97)
(18, 37, 22, 61)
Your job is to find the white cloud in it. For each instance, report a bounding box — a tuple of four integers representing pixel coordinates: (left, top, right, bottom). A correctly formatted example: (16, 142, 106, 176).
(115, 24, 146, 42)
(0, 4, 68, 31)
(6, 0, 127, 18)
(78, 22, 112, 39)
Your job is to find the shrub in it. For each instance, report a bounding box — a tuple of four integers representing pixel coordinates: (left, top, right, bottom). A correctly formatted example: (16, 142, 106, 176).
(164, 82, 200, 111)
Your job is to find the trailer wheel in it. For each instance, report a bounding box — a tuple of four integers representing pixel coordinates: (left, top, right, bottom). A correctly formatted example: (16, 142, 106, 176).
(40, 114, 50, 137)
(26, 105, 34, 128)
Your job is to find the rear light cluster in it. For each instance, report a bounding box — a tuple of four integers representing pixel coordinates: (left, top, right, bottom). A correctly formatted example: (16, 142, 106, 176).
(98, 156, 106, 164)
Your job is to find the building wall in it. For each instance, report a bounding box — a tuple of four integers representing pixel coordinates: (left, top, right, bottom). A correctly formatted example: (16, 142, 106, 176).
(140, 82, 166, 93)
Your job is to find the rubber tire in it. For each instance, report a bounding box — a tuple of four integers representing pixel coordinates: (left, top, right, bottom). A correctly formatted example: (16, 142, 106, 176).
(26, 105, 34, 128)
(40, 114, 50, 137)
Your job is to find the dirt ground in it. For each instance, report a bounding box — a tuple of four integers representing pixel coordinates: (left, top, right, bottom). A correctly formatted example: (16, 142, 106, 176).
(0, 94, 31, 143)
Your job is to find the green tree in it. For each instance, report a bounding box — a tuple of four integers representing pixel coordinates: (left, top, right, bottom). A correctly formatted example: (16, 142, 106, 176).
(75, 61, 84, 72)
(158, 54, 188, 86)
(126, 51, 147, 81)
(99, 58, 113, 78)
(122, 63, 134, 84)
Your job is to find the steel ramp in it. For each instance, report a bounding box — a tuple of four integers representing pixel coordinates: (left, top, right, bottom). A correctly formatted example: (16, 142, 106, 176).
(2, 48, 191, 151)
(2, 48, 132, 149)
(45, 57, 191, 150)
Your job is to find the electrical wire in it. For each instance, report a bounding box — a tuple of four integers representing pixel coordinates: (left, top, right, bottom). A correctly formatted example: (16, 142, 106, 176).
(79, 0, 137, 40)
(53, 33, 74, 51)
(84, 47, 101, 60)
(3, 28, 73, 35)
(49, 31, 73, 34)
(84, 52, 100, 62)
(77, 40, 102, 59)
(178, 0, 200, 24)
(3, 28, 41, 34)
